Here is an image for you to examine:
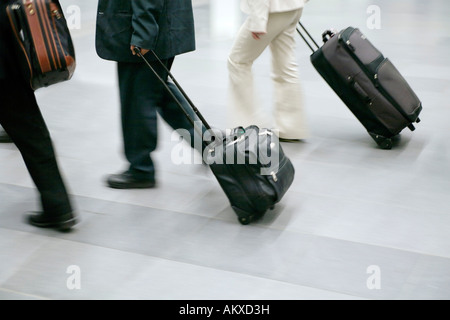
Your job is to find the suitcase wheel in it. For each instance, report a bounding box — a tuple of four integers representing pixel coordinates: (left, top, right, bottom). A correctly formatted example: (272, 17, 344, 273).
(238, 213, 265, 225)
(232, 206, 265, 225)
(369, 132, 393, 150)
(378, 138, 393, 150)
(239, 207, 274, 224)
(237, 211, 268, 225)
(238, 217, 252, 225)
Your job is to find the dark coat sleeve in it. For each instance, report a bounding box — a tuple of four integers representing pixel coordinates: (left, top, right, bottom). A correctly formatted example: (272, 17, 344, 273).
(130, 0, 164, 50)
(96, 0, 195, 62)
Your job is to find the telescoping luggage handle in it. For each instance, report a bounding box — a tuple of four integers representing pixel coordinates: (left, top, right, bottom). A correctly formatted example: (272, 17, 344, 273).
(297, 22, 319, 53)
(297, 21, 337, 53)
(133, 47, 212, 133)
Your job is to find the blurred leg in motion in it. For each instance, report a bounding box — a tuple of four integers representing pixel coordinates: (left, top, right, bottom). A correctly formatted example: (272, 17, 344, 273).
(0, 124, 12, 143)
(0, 79, 78, 231)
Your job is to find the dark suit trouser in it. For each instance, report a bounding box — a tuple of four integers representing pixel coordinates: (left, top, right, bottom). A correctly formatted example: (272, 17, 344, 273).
(117, 57, 200, 180)
(0, 79, 73, 215)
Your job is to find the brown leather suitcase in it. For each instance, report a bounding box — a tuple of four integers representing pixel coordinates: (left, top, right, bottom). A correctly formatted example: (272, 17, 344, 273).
(6, 0, 76, 90)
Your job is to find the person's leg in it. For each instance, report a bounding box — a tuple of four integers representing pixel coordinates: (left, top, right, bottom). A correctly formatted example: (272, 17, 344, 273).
(118, 61, 158, 180)
(227, 19, 274, 129)
(0, 80, 76, 230)
(0, 124, 12, 143)
(269, 9, 309, 140)
(107, 59, 171, 188)
(156, 58, 206, 158)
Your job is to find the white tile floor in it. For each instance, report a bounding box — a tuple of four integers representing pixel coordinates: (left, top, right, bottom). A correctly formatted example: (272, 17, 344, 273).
(1, 0, 449, 300)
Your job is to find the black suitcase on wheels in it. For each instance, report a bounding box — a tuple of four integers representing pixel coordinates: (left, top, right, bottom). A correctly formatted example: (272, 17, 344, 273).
(297, 22, 422, 149)
(135, 49, 295, 225)
(205, 124, 295, 225)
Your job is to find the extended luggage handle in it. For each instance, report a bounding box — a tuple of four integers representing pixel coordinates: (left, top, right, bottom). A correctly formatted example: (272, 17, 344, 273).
(133, 47, 213, 132)
(297, 21, 320, 53)
(134, 48, 253, 153)
(297, 21, 338, 53)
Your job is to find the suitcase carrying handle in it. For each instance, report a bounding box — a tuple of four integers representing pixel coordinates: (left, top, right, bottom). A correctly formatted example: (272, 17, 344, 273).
(322, 30, 337, 43)
(297, 21, 320, 53)
(133, 47, 213, 132)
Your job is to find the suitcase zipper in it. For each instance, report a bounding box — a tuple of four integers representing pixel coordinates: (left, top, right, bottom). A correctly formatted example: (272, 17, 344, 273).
(50, 3, 66, 69)
(339, 29, 379, 84)
(271, 172, 278, 182)
(52, 9, 62, 20)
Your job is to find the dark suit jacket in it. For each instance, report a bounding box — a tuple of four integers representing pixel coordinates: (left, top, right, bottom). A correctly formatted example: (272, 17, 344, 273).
(95, 0, 196, 63)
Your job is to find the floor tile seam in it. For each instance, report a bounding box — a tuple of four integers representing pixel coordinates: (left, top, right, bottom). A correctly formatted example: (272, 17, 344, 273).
(289, 187, 449, 215)
(296, 152, 447, 169)
(0, 229, 367, 300)
(12, 201, 448, 264)
(275, 223, 450, 261)
(148, 257, 369, 300)
(1, 191, 449, 261)
(0, 286, 50, 300)
(3, 207, 450, 265)
(2, 187, 450, 263)
(0, 232, 55, 290)
(1, 174, 448, 228)
(0, 181, 224, 223)
(0, 227, 448, 299)
(78, 199, 225, 221)
(0, 225, 216, 265)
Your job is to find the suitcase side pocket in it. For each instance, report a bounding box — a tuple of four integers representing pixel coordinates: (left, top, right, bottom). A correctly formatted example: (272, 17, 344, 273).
(266, 154, 295, 203)
(375, 58, 422, 122)
(342, 28, 384, 68)
(351, 71, 409, 135)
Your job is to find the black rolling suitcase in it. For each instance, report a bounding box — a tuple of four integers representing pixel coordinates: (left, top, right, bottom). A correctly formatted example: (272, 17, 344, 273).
(297, 22, 422, 149)
(135, 49, 295, 225)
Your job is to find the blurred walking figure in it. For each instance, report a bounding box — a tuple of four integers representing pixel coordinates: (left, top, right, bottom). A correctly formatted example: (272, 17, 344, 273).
(96, 0, 198, 189)
(0, 125, 12, 143)
(0, 0, 77, 230)
(228, 0, 310, 142)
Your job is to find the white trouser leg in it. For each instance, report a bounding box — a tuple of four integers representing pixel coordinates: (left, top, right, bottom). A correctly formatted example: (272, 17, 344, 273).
(269, 9, 309, 139)
(227, 22, 271, 129)
(227, 9, 308, 139)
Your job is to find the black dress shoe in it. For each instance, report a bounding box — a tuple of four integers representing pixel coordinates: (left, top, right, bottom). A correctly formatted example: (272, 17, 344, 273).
(106, 172, 156, 189)
(0, 130, 12, 143)
(27, 211, 78, 231)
